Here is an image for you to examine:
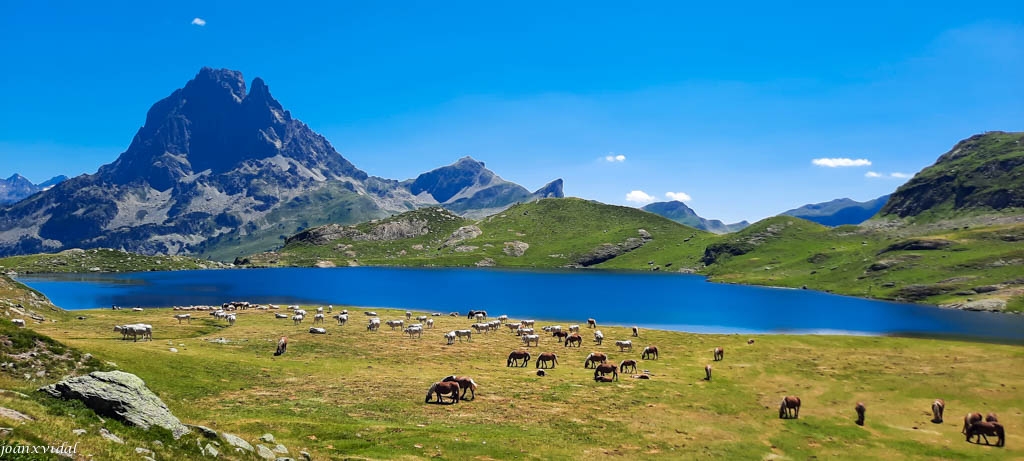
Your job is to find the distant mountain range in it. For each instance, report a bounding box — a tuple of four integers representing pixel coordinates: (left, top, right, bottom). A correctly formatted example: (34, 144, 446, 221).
(0, 68, 561, 259)
(781, 195, 890, 227)
(641, 201, 749, 234)
(0, 175, 68, 205)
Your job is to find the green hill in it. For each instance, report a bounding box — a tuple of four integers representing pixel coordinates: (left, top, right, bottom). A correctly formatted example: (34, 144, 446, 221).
(0, 248, 225, 274)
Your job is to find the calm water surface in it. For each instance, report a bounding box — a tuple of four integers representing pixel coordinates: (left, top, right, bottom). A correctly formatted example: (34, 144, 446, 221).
(17, 267, 1024, 342)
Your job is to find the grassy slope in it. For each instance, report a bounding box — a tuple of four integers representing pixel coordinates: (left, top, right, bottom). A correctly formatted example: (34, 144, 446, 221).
(8, 305, 1020, 460)
(0, 248, 223, 274)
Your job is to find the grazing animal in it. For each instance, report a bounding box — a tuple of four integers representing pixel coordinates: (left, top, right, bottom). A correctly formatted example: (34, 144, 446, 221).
(536, 369, 546, 377)
(426, 318, 434, 329)
(535, 352, 558, 369)
(593, 330, 604, 345)
(472, 323, 490, 333)
(425, 381, 460, 404)
(174, 314, 191, 324)
(308, 327, 327, 334)
(986, 413, 999, 423)
(553, 331, 569, 341)
(406, 311, 412, 320)
(963, 412, 982, 434)
(587, 318, 597, 328)
(584, 352, 608, 369)
(965, 421, 1005, 447)
(521, 334, 540, 347)
(417, 315, 428, 322)
(564, 334, 583, 347)
(568, 324, 580, 333)
(313, 313, 325, 324)
(615, 340, 633, 352)
(497, 315, 508, 323)
(705, 364, 712, 381)
(404, 326, 423, 338)
(274, 336, 288, 356)
(855, 402, 866, 426)
(386, 319, 404, 331)
(367, 318, 382, 331)
(642, 345, 659, 360)
(227, 314, 236, 326)
(275, 313, 288, 319)
(445, 331, 457, 345)
(334, 313, 348, 325)
(747, 339, 755, 345)
(932, 399, 945, 423)
(594, 363, 619, 381)
(341, 309, 348, 315)
(316, 307, 324, 314)
(594, 375, 615, 383)
(517, 327, 535, 337)
(474, 313, 485, 322)
(506, 323, 520, 333)
(779, 396, 801, 419)
(631, 326, 639, 337)
(455, 329, 472, 342)
(292, 314, 304, 325)
(467, 310, 487, 320)
(713, 347, 724, 361)
(507, 350, 531, 367)
(620, 359, 638, 373)
(520, 319, 535, 327)
(442, 375, 478, 400)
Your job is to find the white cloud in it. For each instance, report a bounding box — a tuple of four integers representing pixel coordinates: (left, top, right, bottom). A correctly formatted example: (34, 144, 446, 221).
(665, 191, 692, 202)
(890, 172, 910, 179)
(604, 153, 626, 162)
(866, 171, 912, 179)
(191, 17, 206, 26)
(812, 157, 872, 167)
(625, 190, 656, 204)
(865, 171, 882, 178)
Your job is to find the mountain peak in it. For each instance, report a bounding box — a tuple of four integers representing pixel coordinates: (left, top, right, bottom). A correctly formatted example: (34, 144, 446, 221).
(187, 67, 247, 101)
(533, 178, 563, 198)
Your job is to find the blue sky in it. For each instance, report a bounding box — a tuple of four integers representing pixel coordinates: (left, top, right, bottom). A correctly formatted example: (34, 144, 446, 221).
(1, 2, 1022, 222)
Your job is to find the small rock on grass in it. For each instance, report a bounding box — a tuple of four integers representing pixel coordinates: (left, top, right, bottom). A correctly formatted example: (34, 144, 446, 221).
(99, 428, 123, 444)
(257, 444, 276, 460)
(260, 433, 275, 443)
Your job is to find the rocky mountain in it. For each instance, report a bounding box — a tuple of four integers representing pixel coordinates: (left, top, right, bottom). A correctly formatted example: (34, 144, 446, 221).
(0, 174, 68, 205)
(781, 195, 889, 227)
(879, 131, 1024, 220)
(0, 68, 561, 259)
(641, 201, 748, 234)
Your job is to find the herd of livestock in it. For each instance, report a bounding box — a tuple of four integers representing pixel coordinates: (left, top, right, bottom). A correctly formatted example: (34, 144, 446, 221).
(94, 301, 1008, 448)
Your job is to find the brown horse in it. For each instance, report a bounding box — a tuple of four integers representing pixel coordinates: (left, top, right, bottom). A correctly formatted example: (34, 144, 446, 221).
(986, 413, 999, 423)
(274, 336, 288, 356)
(507, 350, 531, 367)
(584, 352, 608, 369)
(713, 347, 724, 361)
(441, 375, 478, 400)
(965, 421, 1005, 447)
(425, 381, 461, 404)
(631, 326, 639, 337)
(779, 396, 801, 419)
(564, 333, 583, 347)
(932, 399, 945, 423)
(553, 331, 569, 342)
(587, 318, 597, 328)
(594, 375, 615, 383)
(963, 412, 983, 434)
(536, 352, 558, 369)
(855, 402, 866, 426)
(704, 364, 712, 381)
(594, 362, 619, 381)
(620, 359, 638, 373)
(642, 345, 659, 360)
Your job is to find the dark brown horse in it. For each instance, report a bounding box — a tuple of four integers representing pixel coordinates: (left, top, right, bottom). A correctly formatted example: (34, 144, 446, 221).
(564, 333, 582, 347)
(963, 412, 983, 434)
(507, 350, 531, 367)
(986, 412, 999, 423)
(642, 345, 659, 360)
(587, 318, 597, 328)
(619, 359, 637, 373)
(779, 396, 801, 419)
(594, 375, 615, 383)
(932, 399, 945, 423)
(425, 381, 461, 404)
(442, 375, 478, 400)
(705, 364, 712, 381)
(631, 326, 639, 337)
(855, 402, 866, 426)
(965, 421, 1005, 447)
(713, 347, 723, 361)
(584, 352, 607, 369)
(594, 363, 619, 381)
(553, 331, 569, 342)
(274, 336, 288, 356)
(536, 352, 558, 369)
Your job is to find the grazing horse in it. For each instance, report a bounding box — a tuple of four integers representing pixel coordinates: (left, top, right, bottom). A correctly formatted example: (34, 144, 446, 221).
(521, 334, 540, 347)
(615, 340, 633, 352)
(536, 352, 558, 369)
(426, 318, 434, 329)
(568, 324, 580, 333)
(713, 347, 724, 361)
(507, 350, 531, 367)
(442, 375, 478, 400)
(406, 311, 412, 320)
(585, 352, 608, 369)
(587, 318, 597, 328)
(313, 313, 325, 324)
(564, 334, 583, 347)
(506, 323, 521, 333)
(174, 314, 191, 324)
(705, 364, 712, 381)
(631, 326, 639, 337)
(445, 331, 457, 345)
(932, 399, 945, 423)
(594, 363, 619, 381)
(779, 396, 801, 419)
(642, 346, 659, 360)
(965, 421, 1005, 447)
(963, 412, 983, 434)
(425, 381, 461, 404)
(274, 336, 288, 356)
(455, 329, 472, 342)
(292, 314, 304, 325)
(593, 330, 604, 345)
(467, 310, 487, 320)
(620, 359, 638, 373)
(855, 402, 866, 426)
(520, 319, 536, 327)
(386, 319, 404, 331)
(553, 331, 569, 342)
(335, 314, 348, 325)
(986, 413, 999, 423)
(367, 318, 381, 331)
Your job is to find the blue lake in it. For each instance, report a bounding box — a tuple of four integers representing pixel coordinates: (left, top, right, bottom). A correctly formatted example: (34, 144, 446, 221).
(17, 267, 1024, 343)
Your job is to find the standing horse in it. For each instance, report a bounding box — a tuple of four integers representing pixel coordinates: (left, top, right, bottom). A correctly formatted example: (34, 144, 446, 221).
(855, 402, 866, 426)
(932, 399, 945, 423)
(642, 346, 659, 360)
(593, 330, 604, 345)
(713, 347, 724, 361)
(963, 412, 983, 434)
(425, 382, 461, 404)
(442, 375, 478, 400)
(274, 336, 288, 356)
(564, 334, 582, 347)
(587, 318, 597, 328)
(585, 352, 608, 369)
(594, 363, 619, 381)
(615, 340, 633, 352)
(552, 331, 569, 342)
(705, 364, 712, 381)
(507, 350, 531, 367)
(620, 359, 638, 373)
(779, 396, 801, 419)
(965, 421, 1005, 446)
(536, 352, 558, 369)
(631, 326, 639, 337)
(521, 334, 540, 347)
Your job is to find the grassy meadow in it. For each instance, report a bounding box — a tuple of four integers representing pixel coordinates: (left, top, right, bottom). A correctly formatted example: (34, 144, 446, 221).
(0, 304, 1016, 460)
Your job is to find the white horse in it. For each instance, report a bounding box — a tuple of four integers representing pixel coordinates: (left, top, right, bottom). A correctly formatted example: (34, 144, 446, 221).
(568, 324, 580, 333)
(404, 326, 423, 338)
(517, 327, 535, 337)
(416, 315, 428, 322)
(594, 330, 604, 345)
(472, 323, 489, 333)
(520, 319, 535, 327)
(367, 318, 381, 331)
(454, 329, 472, 342)
(426, 318, 434, 329)
(615, 340, 633, 352)
(227, 314, 236, 326)
(292, 314, 304, 325)
(334, 313, 348, 325)
(406, 311, 412, 320)
(316, 307, 324, 314)
(386, 319, 404, 330)
(173, 314, 191, 324)
(445, 331, 456, 345)
(497, 315, 509, 323)
(474, 313, 485, 322)
(313, 313, 325, 324)
(521, 334, 540, 347)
